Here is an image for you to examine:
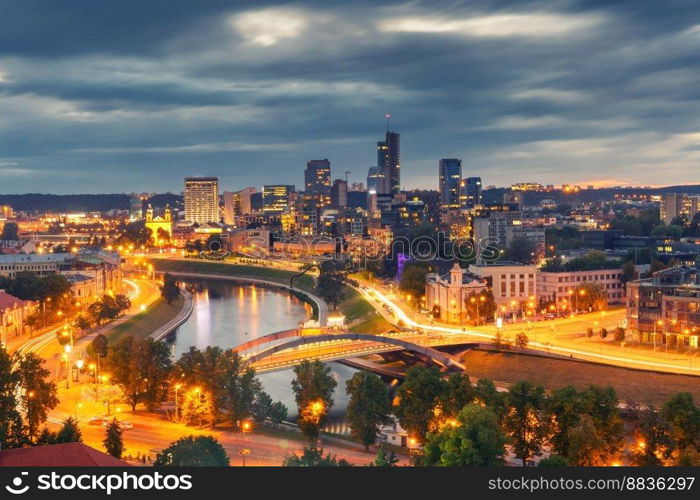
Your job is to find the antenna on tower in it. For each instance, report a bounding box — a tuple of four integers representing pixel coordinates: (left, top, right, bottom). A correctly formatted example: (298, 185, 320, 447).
(344, 170, 351, 183)
(384, 113, 392, 132)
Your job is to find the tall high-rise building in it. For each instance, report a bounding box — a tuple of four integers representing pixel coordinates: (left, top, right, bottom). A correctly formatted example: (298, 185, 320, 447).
(376, 130, 400, 194)
(184, 177, 219, 224)
(331, 179, 348, 208)
(263, 185, 294, 213)
(461, 176, 483, 209)
(438, 159, 462, 208)
(304, 159, 331, 195)
(223, 187, 256, 225)
(366, 166, 386, 194)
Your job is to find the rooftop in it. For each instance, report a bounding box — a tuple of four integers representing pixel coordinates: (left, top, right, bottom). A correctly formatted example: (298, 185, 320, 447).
(0, 442, 128, 466)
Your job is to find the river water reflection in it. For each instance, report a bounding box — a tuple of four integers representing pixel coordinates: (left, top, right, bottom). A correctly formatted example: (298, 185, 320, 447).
(170, 278, 356, 428)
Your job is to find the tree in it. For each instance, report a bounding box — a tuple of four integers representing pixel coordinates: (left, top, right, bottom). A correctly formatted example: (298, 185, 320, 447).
(631, 407, 674, 466)
(180, 388, 215, 428)
(114, 294, 131, 315)
(55, 417, 82, 443)
(316, 260, 346, 309)
(160, 273, 181, 305)
(345, 371, 392, 450)
(395, 366, 448, 441)
(580, 385, 623, 459)
(218, 351, 261, 427)
(614, 327, 626, 342)
(369, 445, 399, 466)
(103, 419, 124, 459)
(0, 222, 19, 240)
(546, 385, 586, 457)
(282, 446, 350, 467)
(173, 346, 224, 417)
(661, 393, 700, 451)
(440, 373, 473, 419)
(16, 353, 58, 440)
(538, 455, 569, 466)
(269, 401, 288, 424)
(566, 414, 609, 466)
(399, 263, 431, 300)
(473, 378, 505, 419)
(502, 380, 549, 466)
(251, 391, 273, 423)
(155, 435, 229, 466)
(105, 336, 172, 412)
(465, 290, 496, 326)
(292, 360, 337, 442)
(0, 348, 25, 449)
(515, 331, 529, 349)
(421, 404, 506, 466)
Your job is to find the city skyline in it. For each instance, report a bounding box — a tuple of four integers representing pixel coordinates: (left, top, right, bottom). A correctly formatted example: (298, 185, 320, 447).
(1, 1, 700, 193)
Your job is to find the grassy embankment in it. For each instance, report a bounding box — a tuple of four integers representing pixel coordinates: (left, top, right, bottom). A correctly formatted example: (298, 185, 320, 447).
(106, 296, 185, 342)
(459, 349, 700, 406)
(149, 258, 394, 333)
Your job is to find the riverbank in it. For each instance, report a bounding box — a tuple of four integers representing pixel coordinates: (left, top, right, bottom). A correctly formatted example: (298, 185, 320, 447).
(107, 295, 186, 342)
(148, 258, 385, 329)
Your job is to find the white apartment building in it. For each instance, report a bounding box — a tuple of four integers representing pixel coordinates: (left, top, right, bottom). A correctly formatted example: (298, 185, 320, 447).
(184, 177, 220, 225)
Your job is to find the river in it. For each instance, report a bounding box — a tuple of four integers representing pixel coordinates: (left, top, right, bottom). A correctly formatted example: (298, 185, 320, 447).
(168, 278, 357, 432)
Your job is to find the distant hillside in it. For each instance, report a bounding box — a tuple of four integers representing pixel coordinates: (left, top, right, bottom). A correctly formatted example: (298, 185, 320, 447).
(0, 193, 183, 213)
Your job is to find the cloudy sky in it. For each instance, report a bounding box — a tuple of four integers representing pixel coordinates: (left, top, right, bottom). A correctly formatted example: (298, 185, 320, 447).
(1, 0, 699, 194)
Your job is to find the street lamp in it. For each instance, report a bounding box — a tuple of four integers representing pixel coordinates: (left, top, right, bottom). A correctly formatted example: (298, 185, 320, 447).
(64, 344, 72, 389)
(240, 420, 252, 467)
(174, 383, 182, 422)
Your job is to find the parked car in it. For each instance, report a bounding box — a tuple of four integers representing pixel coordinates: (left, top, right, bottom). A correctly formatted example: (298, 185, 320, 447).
(102, 420, 133, 430)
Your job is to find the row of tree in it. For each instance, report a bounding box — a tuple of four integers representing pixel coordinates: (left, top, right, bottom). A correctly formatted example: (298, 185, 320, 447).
(0, 347, 58, 448)
(393, 366, 699, 467)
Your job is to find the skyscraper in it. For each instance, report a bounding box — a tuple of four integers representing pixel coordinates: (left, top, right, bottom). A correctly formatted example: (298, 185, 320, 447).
(263, 185, 294, 213)
(438, 159, 462, 208)
(223, 187, 256, 225)
(304, 159, 331, 195)
(376, 130, 400, 194)
(184, 177, 220, 224)
(330, 179, 348, 208)
(461, 177, 483, 210)
(366, 166, 386, 194)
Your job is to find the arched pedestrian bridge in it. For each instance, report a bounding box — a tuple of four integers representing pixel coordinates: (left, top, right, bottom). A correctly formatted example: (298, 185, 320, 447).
(234, 330, 467, 374)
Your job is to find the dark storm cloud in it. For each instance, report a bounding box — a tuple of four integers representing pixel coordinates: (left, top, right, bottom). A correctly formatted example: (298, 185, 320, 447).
(0, 0, 699, 193)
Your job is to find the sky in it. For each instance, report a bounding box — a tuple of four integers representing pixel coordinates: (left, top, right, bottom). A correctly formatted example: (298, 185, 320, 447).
(1, 0, 700, 194)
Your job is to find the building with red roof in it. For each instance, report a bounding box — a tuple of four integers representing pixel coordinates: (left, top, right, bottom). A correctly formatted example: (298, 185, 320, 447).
(0, 442, 128, 466)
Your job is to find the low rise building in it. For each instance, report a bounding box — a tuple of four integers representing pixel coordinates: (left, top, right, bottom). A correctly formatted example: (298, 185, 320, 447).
(426, 262, 488, 324)
(626, 266, 700, 348)
(469, 261, 537, 306)
(537, 268, 626, 307)
(0, 290, 35, 346)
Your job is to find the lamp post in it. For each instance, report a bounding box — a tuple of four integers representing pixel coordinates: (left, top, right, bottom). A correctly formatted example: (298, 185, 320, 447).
(240, 420, 252, 467)
(174, 383, 182, 422)
(64, 344, 72, 389)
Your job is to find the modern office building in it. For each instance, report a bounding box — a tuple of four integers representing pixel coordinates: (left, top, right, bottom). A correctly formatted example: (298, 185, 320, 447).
(461, 177, 483, 209)
(376, 130, 400, 194)
(304, 159, 331, 195)
(223, 187, 256, 225)
(263, 185, 295, 213)
(184, 177, 219, 224)
(438, 159, 462, 209)
(331, 179, 348, 208)
(367, 166, 386, 194)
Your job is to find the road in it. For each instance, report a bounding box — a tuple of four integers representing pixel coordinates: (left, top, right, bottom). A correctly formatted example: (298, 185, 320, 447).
(357, 279, 700, 376)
